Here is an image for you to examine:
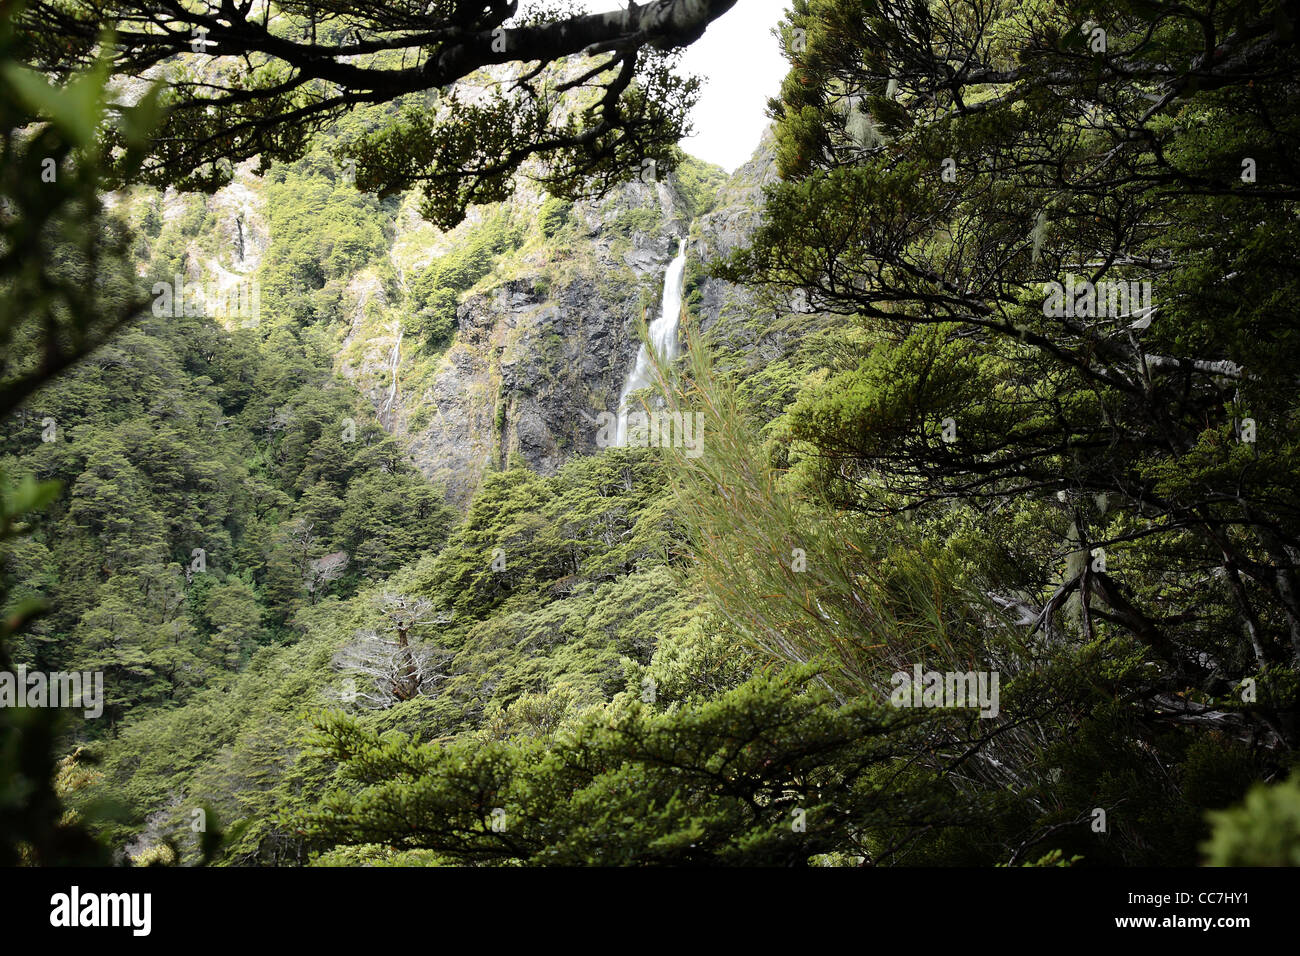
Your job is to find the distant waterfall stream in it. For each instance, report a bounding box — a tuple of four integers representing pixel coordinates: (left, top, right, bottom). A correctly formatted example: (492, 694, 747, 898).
(616, 237, 687, 445)
(379, 327, 403, 424)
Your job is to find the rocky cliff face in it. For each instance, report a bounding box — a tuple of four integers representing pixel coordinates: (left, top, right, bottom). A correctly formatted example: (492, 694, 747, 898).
(379, 177, 695, 504)
(693, 127, 782, 340)
(686, 127, 822, 376)
(335, 141, 779, 506)
(143, 134, 779, 507)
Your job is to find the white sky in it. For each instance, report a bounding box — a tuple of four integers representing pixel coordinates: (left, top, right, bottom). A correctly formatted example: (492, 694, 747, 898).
(583, 1, 792, 172)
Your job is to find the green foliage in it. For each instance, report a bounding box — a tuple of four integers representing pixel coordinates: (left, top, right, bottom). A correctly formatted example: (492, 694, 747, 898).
(0, 3, 162, 863)
(3, 276, 454, 736)
(702, 0, 1300, 865)
(735, 0, 1300, 693)
(258, 152, 390, 326)
(298, 669, 967, 865)
(11, 0, 1300, 871)
(406, 209, 523, 348)
(670, 151, 728, 219)
(14, 2, 734, 229)
(537, 197, 572, 240)
(77, 617, 348, 864)
(609, 208, 662, 239)
(0, 10, 160, 416)
(0, 471, 110, 865)
(1203, 773, 1300, 866)
(67, 441, 695, 861)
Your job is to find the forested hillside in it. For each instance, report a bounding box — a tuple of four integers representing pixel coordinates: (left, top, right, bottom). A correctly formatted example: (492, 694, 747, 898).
(3, 0, 1300, 871)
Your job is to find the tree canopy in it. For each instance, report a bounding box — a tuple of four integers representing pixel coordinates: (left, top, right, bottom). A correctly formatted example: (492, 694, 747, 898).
(17, 0, 737, 225)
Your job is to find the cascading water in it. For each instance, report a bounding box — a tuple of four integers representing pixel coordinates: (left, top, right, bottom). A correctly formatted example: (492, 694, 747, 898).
(379, 326, 403, 424)
(616, 237, 687, 445)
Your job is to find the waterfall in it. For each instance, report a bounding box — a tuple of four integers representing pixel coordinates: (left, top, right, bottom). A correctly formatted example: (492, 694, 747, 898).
(616, 237, 687, 445)
(380, 327, 403, 423)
